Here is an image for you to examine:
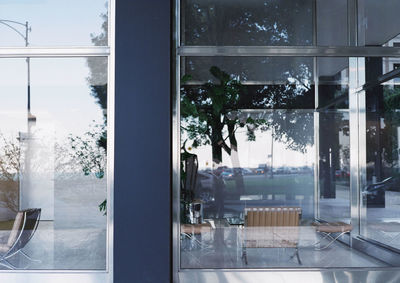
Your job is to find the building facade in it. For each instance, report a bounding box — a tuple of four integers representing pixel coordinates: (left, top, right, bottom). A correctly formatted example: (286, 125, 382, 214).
(1, 1, 400, 283)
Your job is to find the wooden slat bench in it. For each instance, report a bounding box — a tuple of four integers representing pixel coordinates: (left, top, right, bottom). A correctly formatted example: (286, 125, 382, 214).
(242, 207, 302, 265)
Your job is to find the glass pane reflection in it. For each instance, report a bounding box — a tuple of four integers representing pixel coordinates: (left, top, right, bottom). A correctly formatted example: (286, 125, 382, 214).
(180, 58, 318, 268)
(179, 56, 382, 269)
(364, 1, 400, 47)
(318, 111, 350, 222)
(362, 57, 400, 251)
(182, 0, 313, 46)
(0, 1, 107, 46)
(0, 57, 107, 269)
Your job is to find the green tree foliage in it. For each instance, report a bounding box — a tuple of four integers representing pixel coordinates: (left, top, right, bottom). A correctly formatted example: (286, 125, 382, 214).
(0, 133, 20, 213)
(181, 66, 315, 167)
(80, 5, 108, 214)
(87, 8, 108, 152)
(69, 124, 106, 180)
(184, 0, 312, 46)
(380, 87, 400, 166)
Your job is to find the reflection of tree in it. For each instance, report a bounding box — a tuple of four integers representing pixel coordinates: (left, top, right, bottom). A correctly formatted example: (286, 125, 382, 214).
(181, 66, 314, 191)
(84, 4, 108, 213)
(182, 67, 250, 192)
(54, 141, 78, 176)
(182, 67, 248, 165)
(369, 86, 400, 176)
(184, 0, 312, 46)
(0, 134, 20, 213)
(87, 6, 107, 152)
(69, 124, 107, 179)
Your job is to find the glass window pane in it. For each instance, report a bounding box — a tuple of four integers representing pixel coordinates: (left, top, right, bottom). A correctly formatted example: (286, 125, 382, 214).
(364, 0, 400, 47)
(0, 57, 107, 269)
(0, 1, 108, 46)
(361, 57, 400, 250)
(316, 0, 348, 46)
(318, 111, 350, 222)
(179, 56, 387, 269)
(317, 58, 350, 223)
(182, 56, 315, 109)
(182, 0, 313, 46)
(318, 58, 349, 109)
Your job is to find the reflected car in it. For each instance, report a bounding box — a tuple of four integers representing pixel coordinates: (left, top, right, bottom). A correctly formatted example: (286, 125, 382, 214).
(221, 171, 234, 180)
(254, 168, 264, 174)
(335, 170, 350, 178)
(241, 168, 253, 175)
(195, 172, 219, 202)
(233, 168, 244, 176)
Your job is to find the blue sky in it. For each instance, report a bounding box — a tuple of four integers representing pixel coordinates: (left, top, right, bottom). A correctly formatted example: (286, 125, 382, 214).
(0, 58, 106, 140)
(0, 0, 107, 46)
(0, 2, 107, 141)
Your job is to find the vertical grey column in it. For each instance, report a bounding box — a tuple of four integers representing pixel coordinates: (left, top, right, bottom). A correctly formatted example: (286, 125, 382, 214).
(114, 1, 171, 283)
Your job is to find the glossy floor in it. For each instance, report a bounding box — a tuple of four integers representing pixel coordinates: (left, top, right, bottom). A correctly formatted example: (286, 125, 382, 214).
(181, 227, 387, 269)
(0, 175, 107, 270)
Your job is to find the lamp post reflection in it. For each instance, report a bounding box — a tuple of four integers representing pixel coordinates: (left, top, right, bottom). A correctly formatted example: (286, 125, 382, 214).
(0, 19, 36, 213)
(0, 19, 33, 121)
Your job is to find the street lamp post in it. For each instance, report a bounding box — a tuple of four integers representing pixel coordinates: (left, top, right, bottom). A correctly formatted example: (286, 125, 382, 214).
(0, 19, 34, 120)
(0, 19, 35, 213)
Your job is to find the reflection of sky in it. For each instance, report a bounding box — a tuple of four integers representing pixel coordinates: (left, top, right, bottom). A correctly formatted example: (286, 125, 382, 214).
(0, 58, 106, 139)
(0, 0, 107, 46)
(184, 129, 314, 169)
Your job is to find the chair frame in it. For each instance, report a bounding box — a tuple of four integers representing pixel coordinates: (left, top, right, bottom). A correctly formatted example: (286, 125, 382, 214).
(0, 208, 41, 269)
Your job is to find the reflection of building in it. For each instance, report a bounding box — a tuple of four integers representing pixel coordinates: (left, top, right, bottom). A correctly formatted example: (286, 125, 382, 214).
(383, 34, 400, 88)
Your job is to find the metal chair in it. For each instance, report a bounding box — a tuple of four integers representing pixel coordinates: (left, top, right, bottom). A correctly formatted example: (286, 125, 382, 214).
(0, 208, 41, 269)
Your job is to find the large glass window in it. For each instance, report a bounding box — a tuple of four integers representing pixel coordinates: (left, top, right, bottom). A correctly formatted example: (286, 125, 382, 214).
(0, 1, 111, 277)
(360, 57, 400, 251)
(176, 0, 400, 275)
(0, 57, 107, 270)
(179, 56, 386, 268)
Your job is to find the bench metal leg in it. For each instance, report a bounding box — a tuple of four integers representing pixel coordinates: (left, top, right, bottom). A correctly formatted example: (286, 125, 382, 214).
(312, 232, 332, 247)
(314, 232, 348, 250)
(289, 246, 302, 265)
(241, 247, 248, 265)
